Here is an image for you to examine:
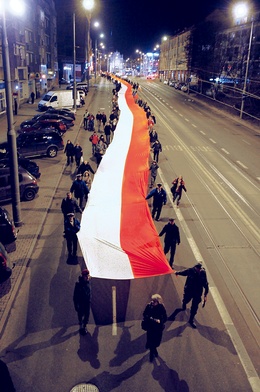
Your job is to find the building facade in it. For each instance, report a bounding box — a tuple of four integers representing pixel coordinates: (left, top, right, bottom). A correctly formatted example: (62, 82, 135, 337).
(0, 0, 58, 113)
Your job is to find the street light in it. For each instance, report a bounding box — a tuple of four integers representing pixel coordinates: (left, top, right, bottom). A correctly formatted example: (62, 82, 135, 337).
(233, 2, 254, 119)
(1, 0, 24, 227)
(73, 12, 77, 110)
(83, 0, 94, 90)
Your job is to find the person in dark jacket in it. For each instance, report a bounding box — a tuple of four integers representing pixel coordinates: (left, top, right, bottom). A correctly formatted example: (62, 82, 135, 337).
(64, 140, 74, 165)
(149, 129, 158, 145)
(104, 121, 112, 145)
(64, 212, 81, 259)
(61, 192, 82, 218)
(142, 294, 167, 362)
(149, 160, 159, 188)
(159, 218, 180, 268)
(151, 140, 162, 163)
(73, 269, 91, 335)
(74, 143, 83, 167)
(171, 263, 209, 328)
(70, 174, 89, 209)
(77, 160, 95, 176)
(171, 175, 187, 206)
(146, 183, 167, 221)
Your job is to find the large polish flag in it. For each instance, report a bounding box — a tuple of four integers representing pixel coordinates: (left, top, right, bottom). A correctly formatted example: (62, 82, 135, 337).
(77, 80, 172, 279)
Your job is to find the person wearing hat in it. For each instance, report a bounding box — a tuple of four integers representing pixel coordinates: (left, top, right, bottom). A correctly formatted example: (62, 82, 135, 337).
(145, 183, 167, 221)
(171, 263, 209, 328)
(142, 294, 167, 362)
(73, 269, 91, 335)
(149, 160, 159, 188)
(159, 218, 180, 268)
(64, 212, 81, 259)
(70, 174, 89, 209)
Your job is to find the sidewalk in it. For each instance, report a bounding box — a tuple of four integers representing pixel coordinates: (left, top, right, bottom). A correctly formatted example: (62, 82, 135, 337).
(0, 88, 97, 336)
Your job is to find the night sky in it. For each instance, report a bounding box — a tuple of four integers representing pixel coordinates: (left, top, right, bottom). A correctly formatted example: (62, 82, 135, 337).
(96, 0, 260, 57)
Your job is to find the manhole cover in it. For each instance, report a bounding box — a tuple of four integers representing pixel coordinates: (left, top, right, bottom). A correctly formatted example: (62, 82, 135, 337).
(70, 383, 99, 392)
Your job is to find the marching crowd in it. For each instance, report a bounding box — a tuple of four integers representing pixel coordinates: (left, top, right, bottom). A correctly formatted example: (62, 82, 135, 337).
(61, 76, 209, 363)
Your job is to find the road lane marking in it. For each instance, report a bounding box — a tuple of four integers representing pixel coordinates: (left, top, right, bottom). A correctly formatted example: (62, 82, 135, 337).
(192, 123, 197, 128)
(200, 130, 206, 135)
(209, 138, 216, 143)
(237, 161, 248, 169)
(221, 148, 230, 154)
(157, 167, 260, 392)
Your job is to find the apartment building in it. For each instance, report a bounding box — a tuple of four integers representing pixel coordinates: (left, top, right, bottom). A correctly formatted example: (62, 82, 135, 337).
(0, 0, 58, 113)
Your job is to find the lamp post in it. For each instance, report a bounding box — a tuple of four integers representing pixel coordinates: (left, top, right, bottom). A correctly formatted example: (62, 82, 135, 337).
(73, 12, 77, 110)
(1, 1, 23, 227)
(233, 2, 254, 119)
(83, 0, 94, 90)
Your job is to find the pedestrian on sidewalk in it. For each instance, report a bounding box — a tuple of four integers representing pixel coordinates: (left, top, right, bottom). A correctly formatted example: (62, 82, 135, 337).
(64, 212, 80, 260)
(61, 192, 82, 219)
(77, 160, 95, 176)
(83, 109, 89, 130)
(70, 173, 89, 209)
(73, 268, 91, 335)
(74, 143, 83, 167)
(89, 131, 99, 155)
(145, 183, 167, 221)
(96, 111, 102, 132)
(170, 263, 209, 329)
(159, 218, 180, 268)
(64, 140, 74, 166)
(30, 91, 35, 104)
(149, 160, 159, 188)
(104, 121, 112, 145)
(142, 294, 167, 362)
(101, 112, 107, 129)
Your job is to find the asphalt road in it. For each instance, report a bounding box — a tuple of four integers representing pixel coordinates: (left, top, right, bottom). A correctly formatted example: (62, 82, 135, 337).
(0, 77, 259, 392)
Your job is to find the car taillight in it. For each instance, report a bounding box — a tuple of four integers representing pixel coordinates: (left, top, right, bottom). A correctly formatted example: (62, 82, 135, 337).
(61, 140, 64, 146)
(60, 124, 66, 130)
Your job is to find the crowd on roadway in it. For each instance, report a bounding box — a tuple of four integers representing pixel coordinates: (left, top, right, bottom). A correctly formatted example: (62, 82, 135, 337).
(60, 74, 209, 363)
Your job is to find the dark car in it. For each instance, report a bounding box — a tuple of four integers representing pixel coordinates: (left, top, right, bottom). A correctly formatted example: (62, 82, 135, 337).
(0, 166, 39, 202)
(20, 118, 68, 135)
(46, 108, 76, 120)
(31, 113, 74, 127)
(14, 130, 64, 159)
(0, 207, 17, 248)
(0, 241, 12, 283)
(0, 157, 41, 179)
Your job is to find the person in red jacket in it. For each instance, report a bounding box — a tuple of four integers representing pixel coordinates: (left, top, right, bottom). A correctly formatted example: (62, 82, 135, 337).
(89, 130, 99, 155)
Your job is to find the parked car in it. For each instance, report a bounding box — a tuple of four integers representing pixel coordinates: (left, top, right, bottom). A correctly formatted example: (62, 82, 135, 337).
(32, 113, 74, 128)
(0, 241, 12, 283)
(20, 113, 70, 130)
(0, 166, 39, 202)
(0, 157, 41, 179)
(0, 146, 41, 179)
(0, 207, 17, 247)
(46, 108, 76, 120)
(15, 130, 64, 158)
(19, 119, 67, 136)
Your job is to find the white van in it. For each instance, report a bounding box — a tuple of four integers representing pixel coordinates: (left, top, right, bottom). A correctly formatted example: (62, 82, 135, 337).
(38, 90, 80, 111)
